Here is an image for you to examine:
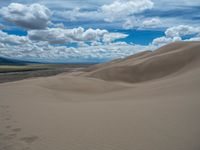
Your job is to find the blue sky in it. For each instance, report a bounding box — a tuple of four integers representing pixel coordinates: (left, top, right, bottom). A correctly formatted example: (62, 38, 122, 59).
(0, 0, 200, 63)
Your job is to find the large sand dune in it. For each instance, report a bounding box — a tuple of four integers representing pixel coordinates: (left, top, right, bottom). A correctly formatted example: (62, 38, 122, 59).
(0, 41, 200, 150)
(84, 41, 200, 83)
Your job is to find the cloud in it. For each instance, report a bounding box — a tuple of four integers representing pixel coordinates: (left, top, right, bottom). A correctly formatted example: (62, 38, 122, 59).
(55, 7, 102, 22)
(2, 0, 200, 30)
(28, 27, 127, 44)
(0, 42, 149, 62)
(82, 28, 108, 41)
(0, 3, 52, 29)
(152, 36, 181, 46)
(0, 30, 29, 45)
(101, 0, 154, 22)
(103, 33, 128, 43)
(55, 0, 154, 25)
(152, 25, 200, 47)
(186, 36, 200, 41)
(28, 27, 83, 44)
(165, 25, 200, 38)
(122, 18, 138, 30)
(142, 18, 162, 28)
(122, 17, 161, 29)
(0, 29, 147, 62)
(1, 1, 200, 63)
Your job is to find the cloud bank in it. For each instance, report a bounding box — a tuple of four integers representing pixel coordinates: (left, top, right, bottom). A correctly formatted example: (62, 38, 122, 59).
(0, 1, 200, 62)
(152, 25, 200, 46)
(0, 29, 147, 62)
(28, 27, 128, 44)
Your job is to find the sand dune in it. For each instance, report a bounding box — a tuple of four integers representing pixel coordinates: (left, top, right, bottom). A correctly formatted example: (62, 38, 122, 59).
(84, 41, 200, 83)
(0, 41, 200, 150)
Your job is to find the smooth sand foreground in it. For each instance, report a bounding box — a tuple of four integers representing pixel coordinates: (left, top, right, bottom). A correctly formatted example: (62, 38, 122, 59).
(0, 41, 200, 150)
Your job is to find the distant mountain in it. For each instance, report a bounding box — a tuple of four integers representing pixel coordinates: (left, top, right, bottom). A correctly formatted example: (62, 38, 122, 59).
(0, 56, 36, 65)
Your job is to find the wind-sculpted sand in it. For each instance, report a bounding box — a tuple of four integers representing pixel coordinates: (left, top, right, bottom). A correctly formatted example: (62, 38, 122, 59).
(84, 41, 200, 83)
(0, 41, 200, 150)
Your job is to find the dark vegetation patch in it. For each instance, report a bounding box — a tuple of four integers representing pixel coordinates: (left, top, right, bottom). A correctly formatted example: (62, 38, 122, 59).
(0, 64, 94, 83)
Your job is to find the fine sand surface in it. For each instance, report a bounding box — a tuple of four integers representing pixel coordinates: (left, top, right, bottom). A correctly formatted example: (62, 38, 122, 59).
(0, 41, 200, 150)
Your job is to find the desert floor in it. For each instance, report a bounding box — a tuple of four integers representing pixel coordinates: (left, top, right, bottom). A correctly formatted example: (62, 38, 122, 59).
(0, 42, 200, 150)
(0, 69, 200, 150)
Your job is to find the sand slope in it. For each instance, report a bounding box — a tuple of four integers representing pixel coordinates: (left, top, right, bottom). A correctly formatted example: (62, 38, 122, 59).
(84, 41, 200, 83)
(0, 41, 200, 150)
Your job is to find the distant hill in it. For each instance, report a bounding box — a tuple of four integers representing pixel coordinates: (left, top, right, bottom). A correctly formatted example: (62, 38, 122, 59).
(0, 56, 36, 65)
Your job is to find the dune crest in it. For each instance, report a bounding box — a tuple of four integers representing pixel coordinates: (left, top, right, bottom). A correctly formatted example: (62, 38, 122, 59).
(83, 41, 200, 83)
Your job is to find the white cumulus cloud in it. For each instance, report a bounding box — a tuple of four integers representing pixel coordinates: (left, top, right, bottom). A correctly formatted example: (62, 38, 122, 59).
(165, 25, 200, 38)
(103, 33, 128, 43)
(152, 25, 200, 47)
(0, 3, 52, 29)
(28, 27, 127, 44)
(152, 36, 181, 46)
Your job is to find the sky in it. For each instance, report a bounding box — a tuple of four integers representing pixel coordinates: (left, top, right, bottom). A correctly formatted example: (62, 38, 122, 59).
(0, 0, 200, 63)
